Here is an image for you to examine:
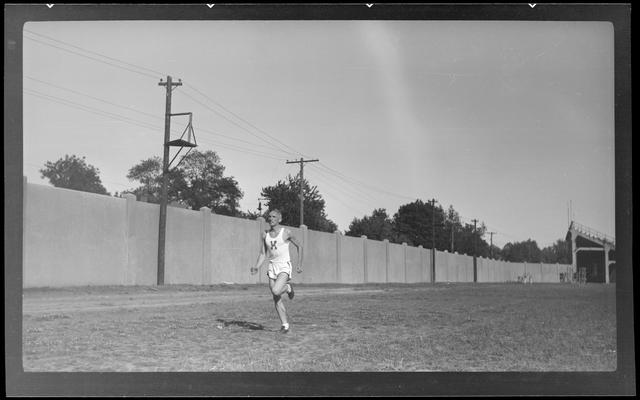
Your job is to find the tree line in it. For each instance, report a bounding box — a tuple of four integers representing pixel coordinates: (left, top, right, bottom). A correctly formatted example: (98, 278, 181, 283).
(38, 152, 570, 264)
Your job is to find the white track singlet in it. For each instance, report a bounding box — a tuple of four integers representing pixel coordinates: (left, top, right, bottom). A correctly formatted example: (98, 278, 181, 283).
(265, 227, 290, 263)
(265, 227, 293, 280)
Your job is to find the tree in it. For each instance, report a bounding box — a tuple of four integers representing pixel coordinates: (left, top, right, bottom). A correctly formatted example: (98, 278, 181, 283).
(178, 150, 243, 215)
(452, 222, 487, 256)
(475, 223, 490, 258)
(126, 156, 189, 204)
(540, 239, 571, 264)
(40, 154, 109, 195)
(501, 239, 542, 263)
(441, 205, 488, 254)
(387, 200, 491, 253)
(488, 244, 503, 260)
(125, 156, 163, 202)
(346, 208, 394, 240)
(260, 174, 337, 232)
(391, 200, 447, 248)
(442, 205, 461, 252)
(126, 150, 244, 216)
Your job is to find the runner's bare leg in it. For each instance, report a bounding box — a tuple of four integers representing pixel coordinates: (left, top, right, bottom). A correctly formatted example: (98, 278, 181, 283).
(269, 272, 290, 326)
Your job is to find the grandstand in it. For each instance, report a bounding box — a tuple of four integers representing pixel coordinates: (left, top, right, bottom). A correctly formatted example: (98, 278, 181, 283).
(566, 221, 616, 283)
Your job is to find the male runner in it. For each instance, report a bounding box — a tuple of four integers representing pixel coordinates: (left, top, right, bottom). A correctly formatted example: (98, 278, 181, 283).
(251, 209, 303, 333)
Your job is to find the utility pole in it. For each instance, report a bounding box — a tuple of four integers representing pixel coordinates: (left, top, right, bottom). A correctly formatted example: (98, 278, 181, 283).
(258, 197, 267, 214)
(429, 199, 437, 282)
(488, 231, 496, 259)
(450, 222, 454, 253)
(286, 157, 319, 226)
(430, 199, 436, 250)
(157, 75, 182, 286)
(472, 218, 478, 282)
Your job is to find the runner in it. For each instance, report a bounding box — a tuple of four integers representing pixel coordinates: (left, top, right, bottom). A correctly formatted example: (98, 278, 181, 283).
(251, 209, 303, 333)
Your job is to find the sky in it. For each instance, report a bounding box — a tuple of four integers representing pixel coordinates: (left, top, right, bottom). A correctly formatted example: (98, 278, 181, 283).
(22, 18, 616, 248)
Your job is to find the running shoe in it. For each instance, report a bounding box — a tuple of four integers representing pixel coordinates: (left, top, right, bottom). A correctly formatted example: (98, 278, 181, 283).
(287, 283, 295, 300)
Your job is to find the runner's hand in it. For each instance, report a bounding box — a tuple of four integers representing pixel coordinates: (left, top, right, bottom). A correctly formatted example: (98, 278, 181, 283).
(250, 266, 258, 275)
(296, 265, 303, 273)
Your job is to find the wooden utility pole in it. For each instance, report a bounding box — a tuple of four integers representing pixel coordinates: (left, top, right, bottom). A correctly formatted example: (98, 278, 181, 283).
(157, 75, 182, 285)
(429, 199, 437, 282)
(472, 218, 478, 282)
(286, 158, 318, 226)
(488, 231, 496, 259)
(258, 197, 267, 214)
(450, 222, 454, 253)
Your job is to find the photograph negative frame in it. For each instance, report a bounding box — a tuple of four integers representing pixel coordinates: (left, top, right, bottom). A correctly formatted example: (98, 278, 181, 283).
(5, 3, 633, 397)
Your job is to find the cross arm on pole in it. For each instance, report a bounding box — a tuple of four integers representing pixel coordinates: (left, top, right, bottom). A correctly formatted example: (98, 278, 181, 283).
(285, 158, 319, 226)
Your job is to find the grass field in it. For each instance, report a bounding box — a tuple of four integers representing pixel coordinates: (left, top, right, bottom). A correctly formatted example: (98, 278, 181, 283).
(22, 282, 616, 372)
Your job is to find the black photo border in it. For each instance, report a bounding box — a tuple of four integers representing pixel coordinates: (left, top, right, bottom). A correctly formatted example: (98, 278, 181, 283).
(5, 3, 633, 396)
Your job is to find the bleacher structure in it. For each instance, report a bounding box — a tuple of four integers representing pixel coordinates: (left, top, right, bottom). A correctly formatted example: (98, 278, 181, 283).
(566, 221, 616, 283)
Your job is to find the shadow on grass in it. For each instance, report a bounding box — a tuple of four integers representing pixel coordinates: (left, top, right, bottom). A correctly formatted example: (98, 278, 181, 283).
(216, 318, 268, 331)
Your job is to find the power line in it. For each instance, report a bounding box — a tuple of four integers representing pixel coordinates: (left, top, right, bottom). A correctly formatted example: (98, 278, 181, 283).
(23, 31, 328, 182)
(312, 168, 513, 242)
(316, 162, 516, 241)
(24, 89, 165, 131)
(317, 162, 417, 202)
(23, 31, 302, 160)
(313, 164, 415, 205)
(307, 165, 380, 206)
(181, 86, 488, 227)
(27, 76, 293, 155)
(191, 122, 292, 155)
(24, 29, 166, 77)
(308, 169, 369, 206)
(182, 83, 310, 159)
(306, 173, 373, 223)
(24, 89, 290, 162)
(26, 76, 159, 119)
(23, 29, 320, 165)
(196, 137, 288, 161)
(24, 35, 159, 79)
(178, 89, 298, 158)
(179, 91, 412, 212)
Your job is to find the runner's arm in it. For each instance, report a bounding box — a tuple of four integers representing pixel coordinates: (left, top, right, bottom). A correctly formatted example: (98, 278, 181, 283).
(251, 233, 267, 275)
(286, 230, 303, 273)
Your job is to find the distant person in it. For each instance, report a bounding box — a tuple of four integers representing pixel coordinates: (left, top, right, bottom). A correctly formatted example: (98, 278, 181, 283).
(251, 209, 303, 333)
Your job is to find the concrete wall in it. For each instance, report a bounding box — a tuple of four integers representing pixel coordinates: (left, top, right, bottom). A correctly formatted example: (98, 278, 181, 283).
(405, 245, 424, 283)
(387, 243, 406, 283)
(208, 213, 266, 285)
(365, 239, 387, 283)
(125, 196, 159, 285)
(24, 183, 128, 287)
(302, 228, 337, 284)
(435, 250, 451, 282)
(452, 252, 474, 282)
(508, 261, 525, 282)
(436, 251, 474, 282)
(165, 207, 204, 285)
(23, 181, 573, 287)
(339, 234, 365, 284)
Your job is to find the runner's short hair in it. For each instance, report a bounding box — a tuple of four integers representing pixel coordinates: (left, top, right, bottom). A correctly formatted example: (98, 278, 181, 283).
(268, 209, 282, 217)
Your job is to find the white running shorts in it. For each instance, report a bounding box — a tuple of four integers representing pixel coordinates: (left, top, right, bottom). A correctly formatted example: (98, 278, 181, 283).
(267, 261, 292, 280)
